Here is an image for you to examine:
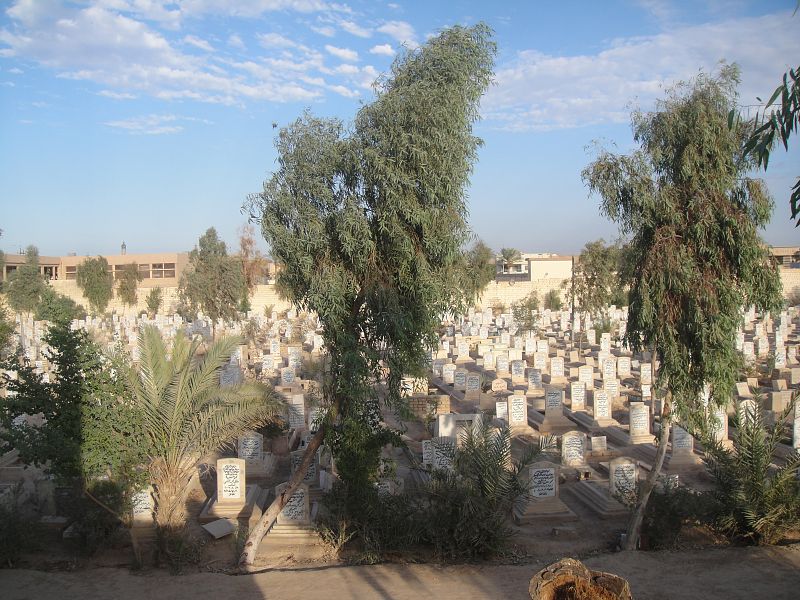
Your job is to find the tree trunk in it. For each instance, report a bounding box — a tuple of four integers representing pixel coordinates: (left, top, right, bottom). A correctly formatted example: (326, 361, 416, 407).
(623, 390, 672, 550)
(238, 424, 327, 570)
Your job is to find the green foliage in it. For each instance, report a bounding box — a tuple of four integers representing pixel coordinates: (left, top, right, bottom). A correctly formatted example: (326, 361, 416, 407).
(419, 423, 545, 561)
(498, 247, 521, 272)
(61, 479, 128, 556)
(5, 245, 46, 318)
(566, 239, 623, 319)
(583, 65, 782, 424)
(459, 239, 496, 303)
(0, 486, 42, 567)
(76, 256, 114, 315)
(739, 65, 799, 223)
(34, 286, 86, 323)
(179, 228, 247, 331)
(116, 262, 142, 307)
(0, 300, 13, 357)
(145, 287, 162, 318)
(511, 291, 539, 333)
(641, 476, 713, 550)
(131, 326, 284, 528)
(543, 288, 563, 311)
(700, 398, 800, 545)
(0, 322, 147, 485)
(246, 24, 496, 495)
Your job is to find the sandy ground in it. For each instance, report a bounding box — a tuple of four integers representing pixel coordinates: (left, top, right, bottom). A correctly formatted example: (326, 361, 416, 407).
(3, 544, 800, 600)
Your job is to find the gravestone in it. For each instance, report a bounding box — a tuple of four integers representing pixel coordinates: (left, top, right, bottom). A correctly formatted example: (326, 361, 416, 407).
(275, 482, 311, 525)
(609, 457, 638, 505)
(628, 402, 654, 444)
(578, 365, 594, 386)
(590, 435, 608, 454)
(280, 366, 296, 386)
(670, 424, 702, 470)
(465, 373, 481, 402)
(454, 368, 468, 392)
(131, 486, 155, 528)
(533, 351, 548, 371)
(495, 354, 510, 375)
(640, 363, 652, 385)
(216, 458, 246, 507)
(603, 378, 620, 402)
(710, 405, 733, 449)
(549, 356, 566, 382)
(602, 357, 616, 380)
(511, 360, 526, 384)
(514, 461, 577, 524)
(291, 449, 319, 486)
(570, 381, 586, 412)
(617, 356, 632, 378)
(507, 394, 531, 432)
(561, 431, 587, 467)
(591, 389, 615, 428)
(287, 393, 306, 429)
(540, 388, 572, 434)
(491, 377, 508, 393)
(442, 363, 456, 384)
(526, 369, 544, 397)
(496, 400, 508, 421)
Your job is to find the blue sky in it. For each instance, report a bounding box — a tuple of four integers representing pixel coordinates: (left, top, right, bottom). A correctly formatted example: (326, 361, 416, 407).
(0, 0, 798, 258)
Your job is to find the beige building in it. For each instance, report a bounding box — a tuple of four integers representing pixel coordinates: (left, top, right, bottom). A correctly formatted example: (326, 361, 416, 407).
(58, 252, 189, 288)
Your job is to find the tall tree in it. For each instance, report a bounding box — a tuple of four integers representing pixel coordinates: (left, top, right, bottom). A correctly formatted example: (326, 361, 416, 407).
(76, 256, 114, 315)
(116, 262, 142, 308)
(179, 228, 247, 335)
(238, 224, 268, 293)
(566, 239, 623, 320)
(240, 24, 495, 567)
(145, 287, 163, 319)
(459, 239, 496, 304)
(5, 245, 46, 342)
(583, 65, 782, 550)
(34, 287, 86, 324)
(130, 326, 283, 530)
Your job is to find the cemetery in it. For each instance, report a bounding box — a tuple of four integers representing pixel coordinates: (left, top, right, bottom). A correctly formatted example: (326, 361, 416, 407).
(2, 11, 800, 600)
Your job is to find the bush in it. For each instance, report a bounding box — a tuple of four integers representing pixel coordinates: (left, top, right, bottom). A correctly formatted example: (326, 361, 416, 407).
(60, 480, 127, 557)
(0, 487, 41, 567)
(701, 397, 800, 545)
(418, 422, 545, 561)
(641, 476, 714, 550)
(543, 289, 563, 311)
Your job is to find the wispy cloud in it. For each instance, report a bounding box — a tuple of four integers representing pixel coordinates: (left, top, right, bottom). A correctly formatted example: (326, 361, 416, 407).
(98, 89, 137, 100)
(484, 13, 799, 132)
(227, 34, 245, 49)
(376, 20, 416, 46)
(324, 44, 358, 62)
(104, 114, 184, 135)
(339, 19, 371, 38)
(183, 35, 214, 52)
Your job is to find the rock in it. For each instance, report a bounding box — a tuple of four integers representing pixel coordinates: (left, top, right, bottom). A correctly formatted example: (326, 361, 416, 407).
(529, 557, 633, 600)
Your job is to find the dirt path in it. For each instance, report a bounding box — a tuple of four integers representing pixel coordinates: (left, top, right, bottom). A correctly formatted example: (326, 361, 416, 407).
(2, 545, 799, 600)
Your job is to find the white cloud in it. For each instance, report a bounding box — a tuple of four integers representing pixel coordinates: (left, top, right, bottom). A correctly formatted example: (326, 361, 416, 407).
(339, 19, 370, 38)
(369, 44, 394, 57)
(8, 67, 24, 74)
(325, 44, 358, 62)
(328, 83, 359, 98)
(484, 13, 799, 132)
(310, 24, 336, 37)
(183, 35, 214, 52)
(376, 20, 416, 45)
(98, 89, 137, 99)
(257, 32, 299, 49)
(104, 113, 184, 134)
(227, 34, 245, 49)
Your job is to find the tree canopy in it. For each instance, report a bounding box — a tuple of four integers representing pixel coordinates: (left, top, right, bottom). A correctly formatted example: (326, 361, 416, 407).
(459, 239, 496, 304)
(116, 262, 142, 307)
(567, 239, 625, 319)
(241, 23, 495, 566)
(6, 245, 46, 320)
(179, 227, 247, 332)
(76, 256, 114, 315)
(583, 64, 782, 549)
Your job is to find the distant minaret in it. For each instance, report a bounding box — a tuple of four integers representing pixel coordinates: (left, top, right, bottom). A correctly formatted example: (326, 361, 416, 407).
(121, 241, 127, 255)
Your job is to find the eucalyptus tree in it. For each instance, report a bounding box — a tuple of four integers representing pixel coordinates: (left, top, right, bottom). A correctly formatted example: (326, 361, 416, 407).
(76, 256, 114, 315)
(460, 239, 496, 304)
(239, 24, 495, 567)
(583, 65, 782, 550)
(179, 228, 247, 336)
(5, 245, 46, 341)
(116, 262, 142, 308)
(566, 239, 624, 320)
(131, 326, 283, 530)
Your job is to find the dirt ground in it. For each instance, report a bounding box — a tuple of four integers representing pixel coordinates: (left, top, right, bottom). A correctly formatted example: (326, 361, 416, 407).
(3, 543, 800, 600)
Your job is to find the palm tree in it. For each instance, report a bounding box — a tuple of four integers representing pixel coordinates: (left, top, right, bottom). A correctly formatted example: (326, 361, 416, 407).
(131, 326, 284, 529)
(498, 248, 522, 274)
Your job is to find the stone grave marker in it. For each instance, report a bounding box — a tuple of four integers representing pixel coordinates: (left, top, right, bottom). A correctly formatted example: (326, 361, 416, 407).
(617, 356, 632, 378)
(533, 351, 548, 371)
(570, 381, 586, 412)
(628, 402, 654, 444)
(511, 360, 526, 384)
(288, 394, 306, 429)
(291, 449, 319, 485)
(491, 378, 508, 393)
(609, 457, 637, 504)
(275, 482, 311, 525)
(640, 363, 652, 385)
(602, 357, 616, 380)
(507, 394, 529, 430)
(550, 356, 565, 381)
(603, 378, 620, 401)
(465, 373, 481, 401)
(442, 363, 456, 384)
(495, 354, 510, 375)
(561, 431, 587, 467)
(591, 390, 614, 427)
(216, 458, 246, 507)
(496, 400, 508, 421)
(131, 486, 154, 527)
(590, 436, 607, 453)
(238, 431, 264, 464)
(454, 368, 468, 391)
(280, 366, 296, 386)
(578, 365, 594, 386)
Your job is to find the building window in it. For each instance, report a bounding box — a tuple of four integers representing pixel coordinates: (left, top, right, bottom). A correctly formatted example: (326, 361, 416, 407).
(151, 262, 176, 279)
(138, 264, 150, 279)
(65, 266, 76, 280)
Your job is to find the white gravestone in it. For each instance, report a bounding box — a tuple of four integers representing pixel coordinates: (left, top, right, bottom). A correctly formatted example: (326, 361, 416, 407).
(511, 360, 526, 384)
(640, 363, 652, 385)
(570, 381, 586, 412)
(491, 378, 508, 392)
(591, 389, 614, 427)
(529, 464, 557, 498)
(288, 394, 306, 429)
(465, 373, 481, 401)
(550, 357, 565, 380)
(291, 449, 318, 485)
(216, 458, 246, 506)
(578, 365, 594, 386)
(561, 431, 587, 467)
(442, 363, 456, 384)
(496, 400, 509, 420)
(238, 431, 264, 463)
(131, 486, 155, 527)
(508, 394, 529, 429)
(628, 402, 653, 444)
(276, 482, 310, 525)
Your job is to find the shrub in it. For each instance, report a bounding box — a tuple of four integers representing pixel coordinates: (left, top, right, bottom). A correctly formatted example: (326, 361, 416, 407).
(641, 476, 715, 550)
(0, 486, 41, 567)
(543, 288, 563, 311)
(701, 396, 800, 544)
